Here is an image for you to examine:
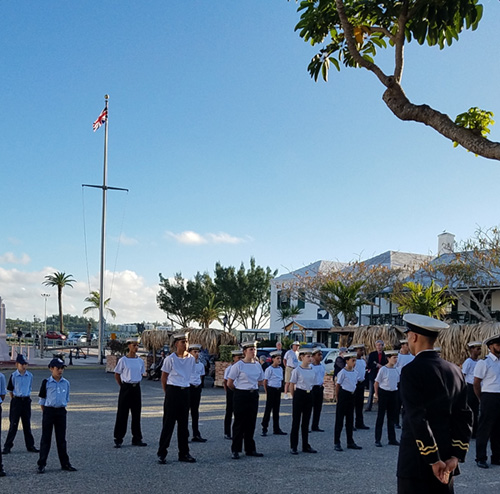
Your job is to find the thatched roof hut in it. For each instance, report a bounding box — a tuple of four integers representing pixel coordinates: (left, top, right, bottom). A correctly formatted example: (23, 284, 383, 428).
(186, 327, 237, 355)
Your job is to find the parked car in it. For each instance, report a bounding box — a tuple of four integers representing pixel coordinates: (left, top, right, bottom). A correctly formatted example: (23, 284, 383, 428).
(67, 332, 83, 344)
(45, 331, 66, 340)
(257, 347, 277, 366)
(301, 342, 327, 348)
(78, 333, 98, 345)
(321, 348, 340, 374)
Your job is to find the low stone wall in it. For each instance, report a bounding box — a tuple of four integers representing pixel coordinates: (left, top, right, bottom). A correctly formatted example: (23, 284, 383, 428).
(215, 361, 231, 387)
(324, 374, 336, 402)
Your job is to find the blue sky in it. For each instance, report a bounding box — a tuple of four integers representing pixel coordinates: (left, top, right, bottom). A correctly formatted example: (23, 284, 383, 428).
(1, 1, 499, 324)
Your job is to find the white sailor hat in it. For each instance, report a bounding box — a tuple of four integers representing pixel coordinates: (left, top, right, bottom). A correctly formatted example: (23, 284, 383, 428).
(483, 334, 500, 346)
(126, 338, 139, 345)
(311, 347, 323, 355)
(349, 343, 365, 350)
(343, 352, 357, 359)
(298, 347, 313, 356)
(467, 341, 482, 348)
(292, 341, 301, 346)
(399, 339, 409, 344)
(188, 343, 202, 351)
(385, 350, 398, 357)
(434, 347, 442, 353)
(270, 350, 282, 358)
(172, 333, 189, 341)
(231, 349, 243, 356)
(403, 314, 449, 337)
(241, 341, 257, 349)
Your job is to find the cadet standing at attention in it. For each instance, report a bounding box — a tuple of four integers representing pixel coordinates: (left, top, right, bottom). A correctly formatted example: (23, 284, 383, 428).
(0, 370, 6, 476)
(334, 352, 363, 452)
(3, 354, 39, 455)
(374, 350, 400, 447)
(261, 350, 286, 437)
(227, 341, 264, 459)
(397, 314, 472, 494)
(310, 347, 326, 432)
(473, 333, 500, 469)
(289, 348, 317, 455)
(461, 341, 481, 439)
(283, 341, 300, 399)
(37, 358, 77, 474)
(223, 349, 242, 440)
(188, 343, 207, 443)
(113, 338, 147, 448)
(157, 333, 196, 464)
(351, 343, 369, 430)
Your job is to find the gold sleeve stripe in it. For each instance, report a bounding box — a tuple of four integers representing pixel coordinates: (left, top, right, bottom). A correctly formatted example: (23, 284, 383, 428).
(451, 439, 469, 451)
(416, 440, 438, 454)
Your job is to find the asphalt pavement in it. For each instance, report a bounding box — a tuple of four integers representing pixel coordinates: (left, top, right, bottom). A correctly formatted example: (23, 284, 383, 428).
(0, 366, 497, 494)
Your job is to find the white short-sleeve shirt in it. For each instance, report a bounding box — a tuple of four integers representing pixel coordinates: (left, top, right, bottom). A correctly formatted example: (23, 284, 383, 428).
(462, 357, 478, 385)
(114, 356, 145, 383)
(375, 365, 400, 392)
(264, 365, 283, 388)
(227, 360, 264, 390)
(162, 353, 195, 387)
(337, 368, 360, 393)
(474, 353, 500, 393)
(290, 365, 316, 391)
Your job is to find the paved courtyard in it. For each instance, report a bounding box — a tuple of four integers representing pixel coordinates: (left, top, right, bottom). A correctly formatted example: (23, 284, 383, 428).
(0, 367, 498, 494)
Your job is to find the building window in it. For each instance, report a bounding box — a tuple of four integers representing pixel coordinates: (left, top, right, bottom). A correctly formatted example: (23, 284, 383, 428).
(297, 290, 305, 309)
(277, 290, 290, 310)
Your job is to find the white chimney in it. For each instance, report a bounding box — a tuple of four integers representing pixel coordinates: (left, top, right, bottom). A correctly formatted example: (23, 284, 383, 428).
(438, 232, 455, 256)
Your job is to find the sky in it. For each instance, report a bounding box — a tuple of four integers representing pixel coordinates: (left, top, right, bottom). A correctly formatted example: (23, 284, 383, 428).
(1, 1, 500, 325)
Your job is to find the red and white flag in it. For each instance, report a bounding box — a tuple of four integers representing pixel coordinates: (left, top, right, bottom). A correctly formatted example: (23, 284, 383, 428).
(93, 107, 108, 132)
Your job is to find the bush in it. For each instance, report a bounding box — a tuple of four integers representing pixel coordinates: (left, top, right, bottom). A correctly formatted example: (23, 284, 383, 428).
(107, 339, 128, 356)
(218, 345, 240, 362)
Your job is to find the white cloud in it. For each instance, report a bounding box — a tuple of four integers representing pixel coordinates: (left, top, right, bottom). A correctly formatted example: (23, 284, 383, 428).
(113, 234, 139, 246)
(0, 252, 31, 265)
(165, 230, 247, 245)
(0, 267, 166, 325)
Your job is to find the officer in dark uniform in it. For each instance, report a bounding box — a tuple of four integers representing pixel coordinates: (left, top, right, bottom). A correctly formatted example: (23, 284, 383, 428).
(397, 314, 472, 494)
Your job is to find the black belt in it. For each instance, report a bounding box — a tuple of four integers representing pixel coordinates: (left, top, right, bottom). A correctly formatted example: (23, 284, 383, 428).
(295, 388, 311, 394)
(313, 385, 324, 389)
(13, 396, 31, 400)
(122, 382, 140, 387)
(167, 384, 189, 390)
(235, 388, 258, 393)
(268, 386, 281, 389)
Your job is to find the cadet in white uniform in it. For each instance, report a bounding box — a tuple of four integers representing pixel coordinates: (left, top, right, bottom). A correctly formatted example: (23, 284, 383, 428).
(224, 350, 242, 440)
(290, 348, 317, 455)
(311, 347, 326, 432)
(188, 343, 207, 443)
(462, 341, 481, 438)
(157, 333, 196, 464)
(283, 341, 300, 399)
(351, 343, 369, 430)
(261, 350, 286, 436)
(227, 341, 264, 459)
(113, 339, 147, 448)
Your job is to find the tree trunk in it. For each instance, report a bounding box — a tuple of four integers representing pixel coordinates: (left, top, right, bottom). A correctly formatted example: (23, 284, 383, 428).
(58, 286, 64, 334)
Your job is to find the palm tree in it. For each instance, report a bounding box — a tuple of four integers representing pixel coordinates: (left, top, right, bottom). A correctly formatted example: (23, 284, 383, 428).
(196, 293, 223, 329)
(43, 271, 76, 334)
(277, 304, 303, 334)
(320, 280, 369, 326)
(83, 291, 117, 319)
(391, 281, 452, 319)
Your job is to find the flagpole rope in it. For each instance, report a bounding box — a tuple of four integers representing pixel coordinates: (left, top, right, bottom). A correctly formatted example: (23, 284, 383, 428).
(109, 190, 129, 299)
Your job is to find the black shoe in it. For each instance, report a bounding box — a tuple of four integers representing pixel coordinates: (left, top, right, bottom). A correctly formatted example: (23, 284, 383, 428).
(477, 460, 489, 469)
(37, 466, 45, 474)
(61, 465, 77, 472)
(388, 440, 400, 446)
(158, 456, 167, 465)
(132, 441, 147, 447)
(27, 447, 40, 453)
(178, 454, 196, 463)
(395, 424, 401, 429)
(232, 452, 240, 460)
(2, 449, 10, 455)
(303, 446, 317, 453)
(365, 408, 372, 412)
(114, 440, 122, 449)
(261, 430, 267, 437)
(311, 428, 324, 432)
(375, 441, 383, 447)
(347, 443, 362, 450)
(356, 425, 370, 430)
(246, 451, 264, 457)
(224, 434, 232, 440)
(0, 469, 5, 477)
(274, 430, 287, 435)
(290, 448, 298, 455)
(334, 443, 343, 452)
(191, 436, 207, 443)
(491, 459, 500, 466)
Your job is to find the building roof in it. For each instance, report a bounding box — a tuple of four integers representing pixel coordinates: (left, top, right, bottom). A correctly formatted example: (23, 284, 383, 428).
(273, 260, 347, 283)
(284, 319, 333, 330)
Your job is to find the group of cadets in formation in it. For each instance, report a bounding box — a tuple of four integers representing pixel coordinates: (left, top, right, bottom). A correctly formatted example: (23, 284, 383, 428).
(0, 354, 76, 476)
(2, 313, 500, 491)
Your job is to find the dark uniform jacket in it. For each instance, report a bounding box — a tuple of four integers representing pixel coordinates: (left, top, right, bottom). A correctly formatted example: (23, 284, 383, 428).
(366, 350, 388, 381)
(397, 350, 472, 480)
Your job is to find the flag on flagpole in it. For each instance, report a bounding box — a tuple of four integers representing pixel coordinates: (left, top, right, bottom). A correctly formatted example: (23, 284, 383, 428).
(93, 107, 108, 132)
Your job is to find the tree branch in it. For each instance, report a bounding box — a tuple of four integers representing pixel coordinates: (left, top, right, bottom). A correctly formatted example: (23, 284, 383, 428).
(334, 0, 390, 86)
(382, 81, 500, 160)
(394, 1, 409, 82)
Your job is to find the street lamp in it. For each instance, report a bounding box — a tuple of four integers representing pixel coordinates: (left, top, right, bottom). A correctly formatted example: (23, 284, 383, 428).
(41, 293, 50, 358)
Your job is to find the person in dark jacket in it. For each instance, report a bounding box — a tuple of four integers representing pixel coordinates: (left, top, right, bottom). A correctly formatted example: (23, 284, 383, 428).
(397, 314, 472, 494)
(365, 340, 388, 411)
